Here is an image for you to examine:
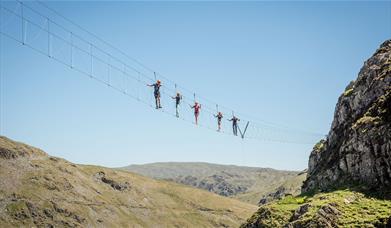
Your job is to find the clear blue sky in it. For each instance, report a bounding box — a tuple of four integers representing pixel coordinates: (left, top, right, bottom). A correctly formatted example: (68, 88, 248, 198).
(1, 1, 390, 170)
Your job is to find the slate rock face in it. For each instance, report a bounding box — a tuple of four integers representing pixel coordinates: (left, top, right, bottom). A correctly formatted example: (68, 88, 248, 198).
(302, 40, 391, 193)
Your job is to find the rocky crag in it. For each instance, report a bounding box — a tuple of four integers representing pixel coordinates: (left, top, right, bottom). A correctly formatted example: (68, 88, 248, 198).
(303, 40, 391, 193)
(241, 40, 391, 227)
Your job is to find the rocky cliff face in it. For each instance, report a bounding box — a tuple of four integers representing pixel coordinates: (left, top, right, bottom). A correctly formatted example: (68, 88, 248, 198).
(241, 40, 391, 228)
(302, 40, 391, 193)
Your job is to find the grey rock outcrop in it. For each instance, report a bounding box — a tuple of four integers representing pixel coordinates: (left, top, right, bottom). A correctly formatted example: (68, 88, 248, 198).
(302, 40, 391, 192)
(94, 171, 130, 191)
(258, 186, 287, 205)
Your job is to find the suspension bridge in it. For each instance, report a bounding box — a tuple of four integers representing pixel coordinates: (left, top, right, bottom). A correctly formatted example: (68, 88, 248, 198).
(0, 0, 325, 144)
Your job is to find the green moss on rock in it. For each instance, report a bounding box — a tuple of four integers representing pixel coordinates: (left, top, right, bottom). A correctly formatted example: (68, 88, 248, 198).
(313, 140, 325, 153)
(352, 116, 381, 129)
(343, 88, 354, 97)
(241, 190, 391, 227)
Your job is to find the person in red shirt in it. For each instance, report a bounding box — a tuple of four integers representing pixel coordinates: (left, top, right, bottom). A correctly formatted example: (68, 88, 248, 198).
(190, 102, 201, 125)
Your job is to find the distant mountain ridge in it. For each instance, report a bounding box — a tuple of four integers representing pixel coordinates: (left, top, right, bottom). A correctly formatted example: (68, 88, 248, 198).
(121, 162, 302, 205)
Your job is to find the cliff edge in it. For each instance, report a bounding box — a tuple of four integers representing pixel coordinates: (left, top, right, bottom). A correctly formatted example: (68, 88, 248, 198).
(303, 40, 391, 193)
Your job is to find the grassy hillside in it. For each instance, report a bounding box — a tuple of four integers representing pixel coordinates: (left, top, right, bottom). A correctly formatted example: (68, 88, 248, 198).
(122, 162, 300, 205)
(241, 189, 391, 227)
(0, 136, 257, 227)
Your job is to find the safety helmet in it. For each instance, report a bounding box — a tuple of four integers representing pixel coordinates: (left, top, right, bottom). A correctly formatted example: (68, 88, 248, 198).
(157, 80, 161, 84)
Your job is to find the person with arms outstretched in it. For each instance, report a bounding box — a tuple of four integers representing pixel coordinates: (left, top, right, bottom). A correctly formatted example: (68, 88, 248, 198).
(214, 112, 223, 132)
(229, 115, 240, 136)
(147, 80, 162, 109)
(190, 102, 201, 125)
(172, 92, 182, 117)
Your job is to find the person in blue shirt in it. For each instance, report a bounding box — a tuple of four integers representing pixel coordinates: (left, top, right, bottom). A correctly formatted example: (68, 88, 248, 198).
(147, 80, 162, 109)
(229, 115, 240, 136)
(171, 92, 182, 117)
